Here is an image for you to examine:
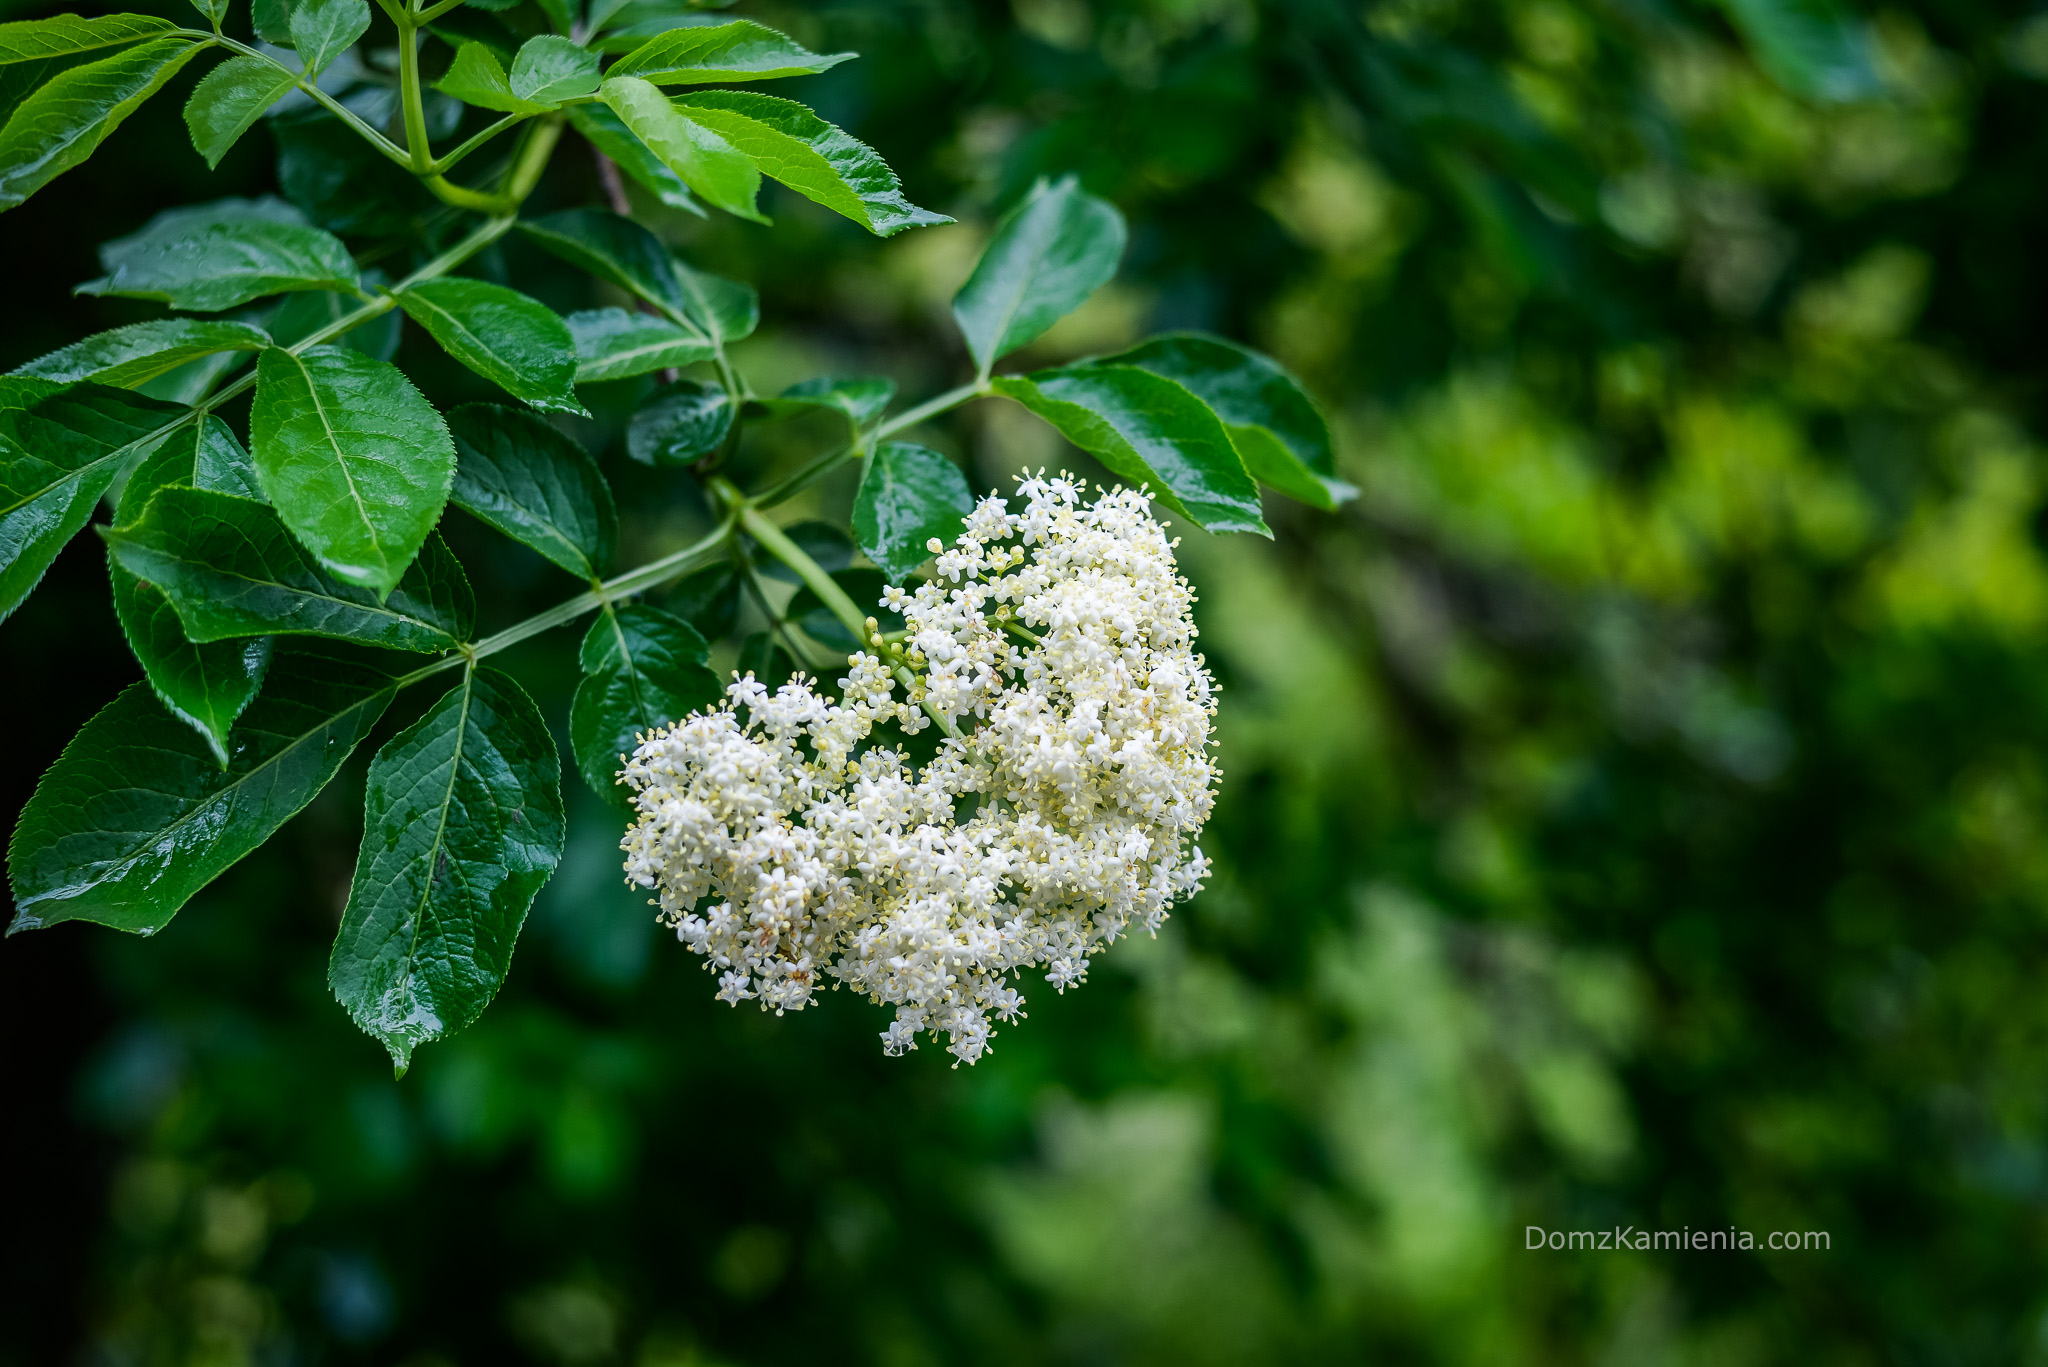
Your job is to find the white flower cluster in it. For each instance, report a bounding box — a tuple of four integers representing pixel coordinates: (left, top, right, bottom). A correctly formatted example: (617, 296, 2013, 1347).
(620, 476, 1218, 1064)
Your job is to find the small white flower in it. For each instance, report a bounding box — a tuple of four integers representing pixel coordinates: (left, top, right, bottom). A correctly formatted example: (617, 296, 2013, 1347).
(621, 476, 1218, 1062)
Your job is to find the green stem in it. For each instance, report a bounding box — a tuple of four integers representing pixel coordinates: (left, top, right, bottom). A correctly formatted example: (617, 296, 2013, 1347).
(754, 380, 986, 509)
(427, 112, 531, 176)
(395, 12, 433, 173)
(185, 31, 413, 168)
(415, 0, 470, 23)
(395, 515, 740, 690)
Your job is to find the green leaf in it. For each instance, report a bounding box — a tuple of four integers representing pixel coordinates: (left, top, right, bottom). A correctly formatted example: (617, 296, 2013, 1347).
(668, 562, 738, 637)
(511, 34, 600, 103)
(606, 19, 852, 84)
(672, 258, 756, 346)
(0, 382, 184, 624)
(521, 208, 686, 316)
(189, 0, 231, 27)
(752, 374, 895, 430)
(250, 344, 458, 597)
(12, 319, 270, 388)
(273, 108, 434, 238)
(329, 667, 565, 1069)
(105, 486, 474, 651)
(599, 75, 765, 224)
(564, 102, 703, 215)
(183, 54, 298, 168)
(108, 417, 272, 764)
(251, 0, 294, 46)
(447, 402, 617, 580)
(991, 365, 1269, 535)
(787, 568, 899, 654)
(952, 175, 1126, 378)
(1092, 333, 1353, 512)
(1715, 0, 1879, 102)
(0, 13, 175, 66)
(117, 412, 264, 519)
(289, 0, 368, 79)
(627, 378, 733, 465)
(532, 0, 575, 36)
(269, 285, 401, 360)
(674, 91, 951, 237)
(6, 643, 397, 936)
(79, 199, 360, 312)
(570, 602, 719, 805)
(396, 277, 586, 418)
(109, 563, 272, 768)
(853, 441, 973, 583)
(0, 37, 201, 213)
(565, 307, 714, 383)
(433, 42, 551, 114)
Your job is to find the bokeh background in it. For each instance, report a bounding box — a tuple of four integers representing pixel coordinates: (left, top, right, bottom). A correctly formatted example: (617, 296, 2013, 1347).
(6, 0, 2048, 1360)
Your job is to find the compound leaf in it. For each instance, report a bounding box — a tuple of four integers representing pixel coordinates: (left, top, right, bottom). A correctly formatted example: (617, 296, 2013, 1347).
(1093, 333, 1352, 511)
(599, 75, 765, 224)
(6, 642, 396, 936)
(447, 402, 616, 580)
(250, 344, 457, 597)
(991, 364, 1269, 535)
(80, 198, 360, 312)
(675, 90, 950, 237)
(0, 37, 202, 213)
(12, 319, 270, 388)
(565, 307, 714, 383)
(105, 486, 474, 651)
(570, 602, 719, 806)
(853, 440, 972, 583)
(184, 53, 297, 167)
(397, 277, 586, 417)
(0, 381, 184, 624)
(627, 378, 732, 465)
(606, 19, 851, 84)
(952, 175, 1126, 378)
(288, 0, 368, 79)
(564, 102, 703, 214)
(329, 667, 565, 1070)
(510, 34, 600, 103)
(0, 13, 176, 66)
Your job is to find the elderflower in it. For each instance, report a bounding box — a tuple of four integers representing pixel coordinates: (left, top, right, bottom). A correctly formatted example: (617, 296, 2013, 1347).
(619, 476, 1219, 1064)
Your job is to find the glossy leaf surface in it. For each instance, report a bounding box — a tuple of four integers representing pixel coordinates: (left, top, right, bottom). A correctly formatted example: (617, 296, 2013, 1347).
(183, 54, 297, 168)
(853, 441, 973, 582)
(599, 76, 764, 223)
(752, 374, 894, 429)
(671, 259, 756, 347)
(563, 103, 703, 214)
(447, 402, 617, 580)
(110, 417, 272, 764)
(397, 278, 585, 417)
(0, 13, 174, 65)
(675, 91, 950, 237)
(570, 602, 719, 805)
(6, 643, 395, 935)
(0, 381, 183, 624)
(80, 199, 360, 311)
(0, 37, 200, 213)
(330, 668, 565, 1069)
(12, 319, 269, 388)
(952, 175, 1126, 377)
(606, 20, 852, 84)
(521, 208, 684, 315)
(434, 43, 551, 114)
(992, 365, 1269, 535)
(627, 378, 733, 465)
(1094, 333, 1351, 511)
(510, 35, 600, 103)
(289, 0, 369, 79)
(565, 307, 714, 383)
(105, 486, 474, 652)
(250, 344, 457, 597)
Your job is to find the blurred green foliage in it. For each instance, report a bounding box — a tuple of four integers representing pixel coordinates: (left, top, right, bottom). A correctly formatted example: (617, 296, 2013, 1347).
(7, 0, 2048, 1361)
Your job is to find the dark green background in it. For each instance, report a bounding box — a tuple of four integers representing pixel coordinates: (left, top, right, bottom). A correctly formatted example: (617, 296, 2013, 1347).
(7, 0, 2048, 1361)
